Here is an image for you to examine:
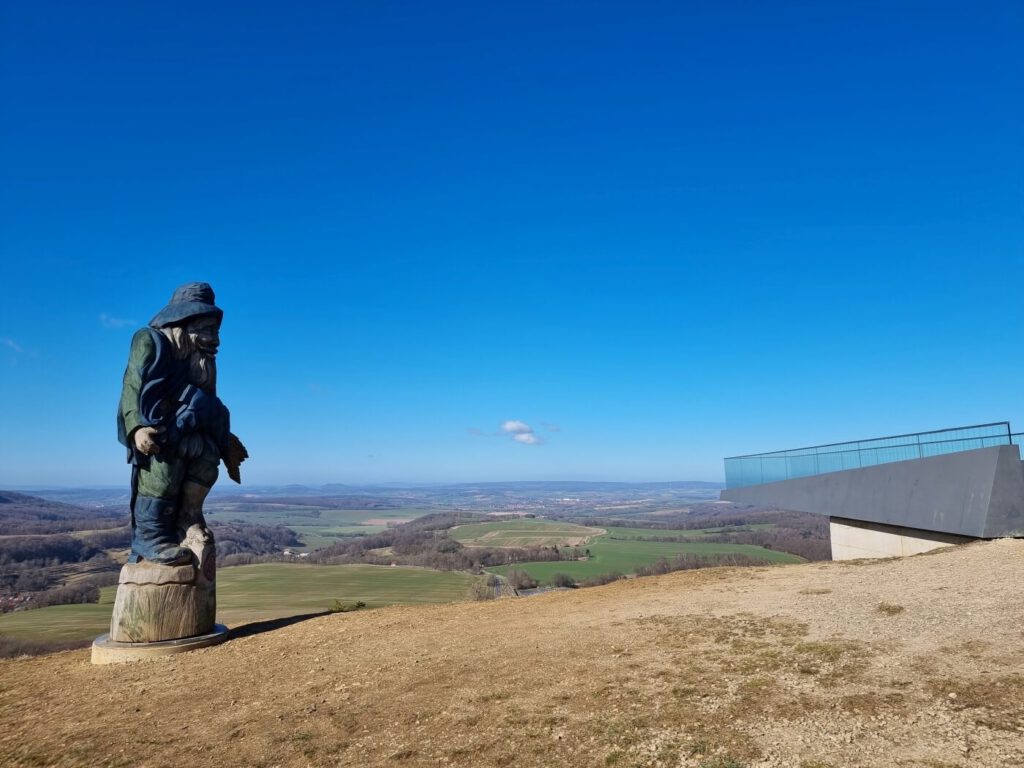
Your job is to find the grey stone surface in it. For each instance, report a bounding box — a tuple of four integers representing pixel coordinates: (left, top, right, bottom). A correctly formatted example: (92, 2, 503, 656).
(720, 445, 1024, 539)
(92, 624, 228, 665)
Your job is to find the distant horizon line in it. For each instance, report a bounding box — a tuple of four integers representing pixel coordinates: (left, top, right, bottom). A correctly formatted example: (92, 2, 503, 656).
(1, 478, 725, 491)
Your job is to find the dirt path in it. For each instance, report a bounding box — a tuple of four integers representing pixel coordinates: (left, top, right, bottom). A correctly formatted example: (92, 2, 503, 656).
(1, 540, 1022, 768)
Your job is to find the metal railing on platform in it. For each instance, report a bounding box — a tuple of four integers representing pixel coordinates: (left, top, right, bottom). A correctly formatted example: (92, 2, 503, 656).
(724, 422, 1015, 489)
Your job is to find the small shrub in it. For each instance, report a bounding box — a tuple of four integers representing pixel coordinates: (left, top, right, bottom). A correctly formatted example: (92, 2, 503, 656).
(549, 572, 576, 588)
(581, 571, 625, 588)
(329, 599, 366, 613)
(470, 579, 496, 600)
(506, 568, 538, 590)
(876, 602, 905, 616)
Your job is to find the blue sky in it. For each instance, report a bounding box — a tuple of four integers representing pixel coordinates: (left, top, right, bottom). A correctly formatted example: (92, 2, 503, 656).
(1, 1, 1021, 486)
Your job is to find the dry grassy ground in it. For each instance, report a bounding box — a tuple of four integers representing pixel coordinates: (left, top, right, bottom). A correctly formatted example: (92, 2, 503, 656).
(1, 540, 1022, 768)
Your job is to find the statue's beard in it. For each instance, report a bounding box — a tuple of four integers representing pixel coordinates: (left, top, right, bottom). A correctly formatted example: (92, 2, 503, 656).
(161, 327, 218, 394)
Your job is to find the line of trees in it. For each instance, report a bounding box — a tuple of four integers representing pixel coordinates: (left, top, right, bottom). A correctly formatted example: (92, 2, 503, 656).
(303, 512, 586, 572)
(215, 522, 301, 556)
(0, 491, 126, 535)
(572, 506, 831, 561)
(0, 533, 124, 568)
(0, 516, 303, 611)
(632, 551, 773, 576)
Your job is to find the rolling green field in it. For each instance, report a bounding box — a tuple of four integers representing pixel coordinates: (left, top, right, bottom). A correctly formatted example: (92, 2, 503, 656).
(447, 519, 801, 583)
(450, 518, 604, 547)
(601, 523, 775, 538)
(0, 563, 476, 645)
(205, 503, 435, 551)
(487, 538, 801, 582)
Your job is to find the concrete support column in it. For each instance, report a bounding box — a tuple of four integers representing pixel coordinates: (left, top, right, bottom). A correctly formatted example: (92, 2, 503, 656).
(829, 517, 975, 560)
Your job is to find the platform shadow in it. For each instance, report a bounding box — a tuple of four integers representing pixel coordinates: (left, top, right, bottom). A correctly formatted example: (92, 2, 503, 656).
(227, 610, 332, 640)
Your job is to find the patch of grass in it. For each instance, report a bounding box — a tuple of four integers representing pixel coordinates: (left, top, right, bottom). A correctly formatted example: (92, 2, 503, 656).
(602, 524, 776, 540)
(0, 563, 476, 646)
(488, 536, 802, 582)
(839, 692, 905, 715)
(798, 587, 832, 595)
(926, 673, 1024, 731)
(204, 503, 434, 551)
(795, 641, 847, 662)
(937, 639, 992, 660)
(450, 519, 605, 547)
(699, 758, 747, 768)
(737, 676, 776, 695)
(876, 602, 905, 615)
(688, 739, 710, 756)
(643, 613, 881, 732)
(329, 599, 366, 613)
(656, 743, 679, 763)
(474, 690, 510, 703)
(792, 640, 871, 683)
(0, 600, 114, 644)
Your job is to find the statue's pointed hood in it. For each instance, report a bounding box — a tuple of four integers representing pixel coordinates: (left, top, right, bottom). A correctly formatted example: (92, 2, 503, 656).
(148, 282, 223, 328)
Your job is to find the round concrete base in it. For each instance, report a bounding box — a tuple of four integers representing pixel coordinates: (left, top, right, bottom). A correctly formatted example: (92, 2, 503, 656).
(91, 624, 228, 665)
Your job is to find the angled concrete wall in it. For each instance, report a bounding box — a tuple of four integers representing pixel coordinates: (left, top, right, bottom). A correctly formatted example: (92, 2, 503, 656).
(720, 445, 1024, 539)
(828, 517, 973, 560)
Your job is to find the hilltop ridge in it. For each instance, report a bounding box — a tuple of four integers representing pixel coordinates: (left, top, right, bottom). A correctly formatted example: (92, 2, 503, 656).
(2, 540, 1022, 767)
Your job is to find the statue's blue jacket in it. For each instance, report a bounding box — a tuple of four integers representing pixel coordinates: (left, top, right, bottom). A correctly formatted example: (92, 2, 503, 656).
(116, 328, 229, 468)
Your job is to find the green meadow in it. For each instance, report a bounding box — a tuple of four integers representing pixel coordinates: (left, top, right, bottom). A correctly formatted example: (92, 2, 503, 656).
(600, 523, 776, 538)
(450, 518, 604, 547)
(0, 563, 476, 645)
(488, 539, 801, 582)
(464, 518, 798, 581)
(205, 503, 435, 550)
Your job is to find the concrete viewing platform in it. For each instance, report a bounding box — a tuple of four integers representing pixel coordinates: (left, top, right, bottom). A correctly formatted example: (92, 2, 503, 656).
(721, 424, 1024, 559)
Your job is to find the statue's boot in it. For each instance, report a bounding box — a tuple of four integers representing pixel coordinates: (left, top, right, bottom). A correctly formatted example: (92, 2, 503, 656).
(178, 481, 213, 534)
(130, 495, 192, 565)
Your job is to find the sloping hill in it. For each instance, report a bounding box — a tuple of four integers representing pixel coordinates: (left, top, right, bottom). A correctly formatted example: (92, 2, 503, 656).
(1, 540, 1022, 767)
(0, 491, 124, 535)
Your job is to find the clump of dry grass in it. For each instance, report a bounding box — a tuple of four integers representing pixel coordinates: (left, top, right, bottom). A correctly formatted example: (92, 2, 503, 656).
(926, 673, 1024, 732)
(875, 602, 904, 616)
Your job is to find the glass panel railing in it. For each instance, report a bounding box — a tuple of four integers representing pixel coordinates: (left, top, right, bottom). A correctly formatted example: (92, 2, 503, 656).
(724, 422, 1013, 489)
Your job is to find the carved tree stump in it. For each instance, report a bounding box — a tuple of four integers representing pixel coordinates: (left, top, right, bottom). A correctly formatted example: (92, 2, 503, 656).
(109, 528, 216, 643)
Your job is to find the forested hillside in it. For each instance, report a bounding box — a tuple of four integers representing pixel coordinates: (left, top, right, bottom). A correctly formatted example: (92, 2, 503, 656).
(0, 492, 300, 614)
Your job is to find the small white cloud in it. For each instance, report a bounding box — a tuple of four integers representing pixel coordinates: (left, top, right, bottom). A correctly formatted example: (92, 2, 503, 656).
(1, 337, 23, 354)
(100, 313, 135, 329)
(470, 419, 550, 445)
(501, 420, 533, 435)
(501, 419, 544, 446)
